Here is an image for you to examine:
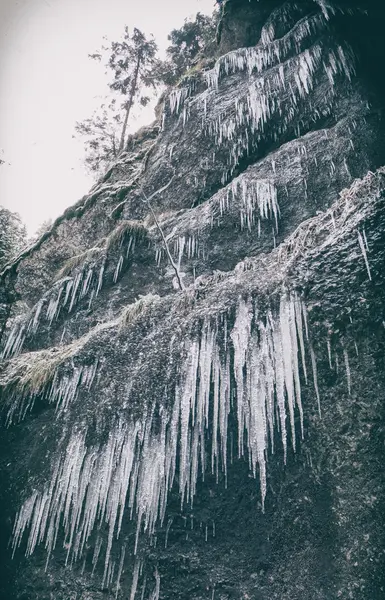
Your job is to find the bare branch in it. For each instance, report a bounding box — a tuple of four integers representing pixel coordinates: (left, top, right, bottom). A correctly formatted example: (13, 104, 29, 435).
(140, 176, 185, 291)
(144, 174, 175, 203)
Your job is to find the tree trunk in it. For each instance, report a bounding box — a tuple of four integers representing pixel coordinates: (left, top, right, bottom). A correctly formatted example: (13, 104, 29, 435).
(118, 52, 142, 154)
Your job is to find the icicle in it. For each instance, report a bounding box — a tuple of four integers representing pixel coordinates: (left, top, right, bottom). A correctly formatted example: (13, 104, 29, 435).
(96, 263, 105, 296)
(113, 256, 124, 283)
(129, 558, 141, 600)
(81, 269, 93, 299)
(279, 297, 297, 450)
(327, 338, 333, 369)
(68, 272, 82, 312)
(310, 346, 321, 417)
(343, 348, 351, 395)
(47, 285, 65, 324)
(29, 300, 44, 334)
(357, 230, 372, 281)
(231, 298, 253, 455)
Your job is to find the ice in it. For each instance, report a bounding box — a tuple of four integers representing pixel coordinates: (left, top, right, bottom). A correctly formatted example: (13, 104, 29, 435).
(113, 256, 124, 283)
(2, 321, 26, 359)
(12, 293, 318, 584)
(357, 230, 372, 280)
(343, 348, 351, 395)
(129, 558, 141, 600)
(310, 345, 321, 417)
(169, 87, 190, 116)
(230, 178, 280, 231)
(204, 14, 327, 90)
(49, 362, 98, 415)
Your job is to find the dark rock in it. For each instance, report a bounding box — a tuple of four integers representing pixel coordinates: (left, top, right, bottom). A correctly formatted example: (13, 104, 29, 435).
(1, 1, 385, 599)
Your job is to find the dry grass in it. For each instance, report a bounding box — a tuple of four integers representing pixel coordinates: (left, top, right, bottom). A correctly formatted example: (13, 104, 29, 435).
(118, 294, 160, 331)
(55, 247, 104, 280)
(106, 220, 147, 251)
(5, 344, 76, 397)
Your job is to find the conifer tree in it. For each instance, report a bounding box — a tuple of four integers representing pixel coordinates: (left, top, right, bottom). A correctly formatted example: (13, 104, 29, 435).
(156, 12, 218, 86)
(0, 206, 27, 269)
(75, 27, 158, 173)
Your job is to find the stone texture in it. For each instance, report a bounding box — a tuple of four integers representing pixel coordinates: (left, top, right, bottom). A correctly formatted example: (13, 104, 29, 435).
(1, 1, 385, 599)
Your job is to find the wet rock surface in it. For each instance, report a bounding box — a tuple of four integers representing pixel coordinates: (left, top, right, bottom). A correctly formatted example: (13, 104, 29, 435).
(1, 1, 385, 599)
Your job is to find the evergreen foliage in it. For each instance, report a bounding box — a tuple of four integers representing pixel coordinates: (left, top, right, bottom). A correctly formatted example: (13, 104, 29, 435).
(0, 206, 27, 269)
(75, 13, 218, 174)
(75, 27, 158, 175)
(157, 12, 218, 86)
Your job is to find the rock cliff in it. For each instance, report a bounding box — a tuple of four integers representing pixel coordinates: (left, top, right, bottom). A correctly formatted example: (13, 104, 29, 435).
(1, 1, 385, 599)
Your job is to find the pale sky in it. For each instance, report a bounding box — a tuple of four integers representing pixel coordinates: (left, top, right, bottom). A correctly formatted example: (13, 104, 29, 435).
(0, 0, 215, 234)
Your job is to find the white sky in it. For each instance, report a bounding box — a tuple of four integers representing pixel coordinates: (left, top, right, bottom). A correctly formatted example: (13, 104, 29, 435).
(0, 0, 215, 234)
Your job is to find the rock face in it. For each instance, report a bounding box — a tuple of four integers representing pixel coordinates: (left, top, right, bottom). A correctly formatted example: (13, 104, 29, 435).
(1, 1, 385, 599)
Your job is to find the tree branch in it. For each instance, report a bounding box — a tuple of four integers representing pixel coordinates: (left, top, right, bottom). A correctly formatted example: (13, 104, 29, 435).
(140, 176, 185, 291)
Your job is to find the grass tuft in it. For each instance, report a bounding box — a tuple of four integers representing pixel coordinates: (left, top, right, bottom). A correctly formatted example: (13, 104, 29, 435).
(118, 294, 160, 331)
(106, 220, 147, 251)
(55, 247, 104, 280)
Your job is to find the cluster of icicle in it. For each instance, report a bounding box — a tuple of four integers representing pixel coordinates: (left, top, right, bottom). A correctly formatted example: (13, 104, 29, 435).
(6, 361, 99, 425)
(169, 87, 190, 116)
(1, 232, 141, 360)
(1, 264, 106, 360)
(204, 12, 328, 90)
(203, 43, 354, 150)
(168, 12, 328, 117)
(12, 292, 319, 586)
(161, 177, 279, 265)
(166, 8, 355, 182)
(226, 178, 279, 232)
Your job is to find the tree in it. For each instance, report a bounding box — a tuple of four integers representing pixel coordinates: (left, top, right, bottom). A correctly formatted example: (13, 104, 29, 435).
(75, 27, 158, 174)
(74, 103, 121, 175)
(0, 206, 27, 269)
(75, 15, 218, 174)
(157, 12, 218, 86)
(33, 218, 53, 240)
(108, 27, 158, 153)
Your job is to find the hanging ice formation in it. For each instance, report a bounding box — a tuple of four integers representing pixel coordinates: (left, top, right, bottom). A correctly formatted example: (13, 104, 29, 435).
(357, 229, 372, 281)
(169, 87, 190, 116)
(1, 267, 106, 360)
(204, 12, 328, 90)
(11, 291, 318, 580)
(1, 225, 144, 359)
(5, 360, 99, 425)
(165, 9, 355, 182)
(229, 178, 279, 231)
(202, 43, 354, 151)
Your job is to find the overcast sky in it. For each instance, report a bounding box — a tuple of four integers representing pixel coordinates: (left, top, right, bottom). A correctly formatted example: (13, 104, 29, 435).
(0, 0, 215, 234)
